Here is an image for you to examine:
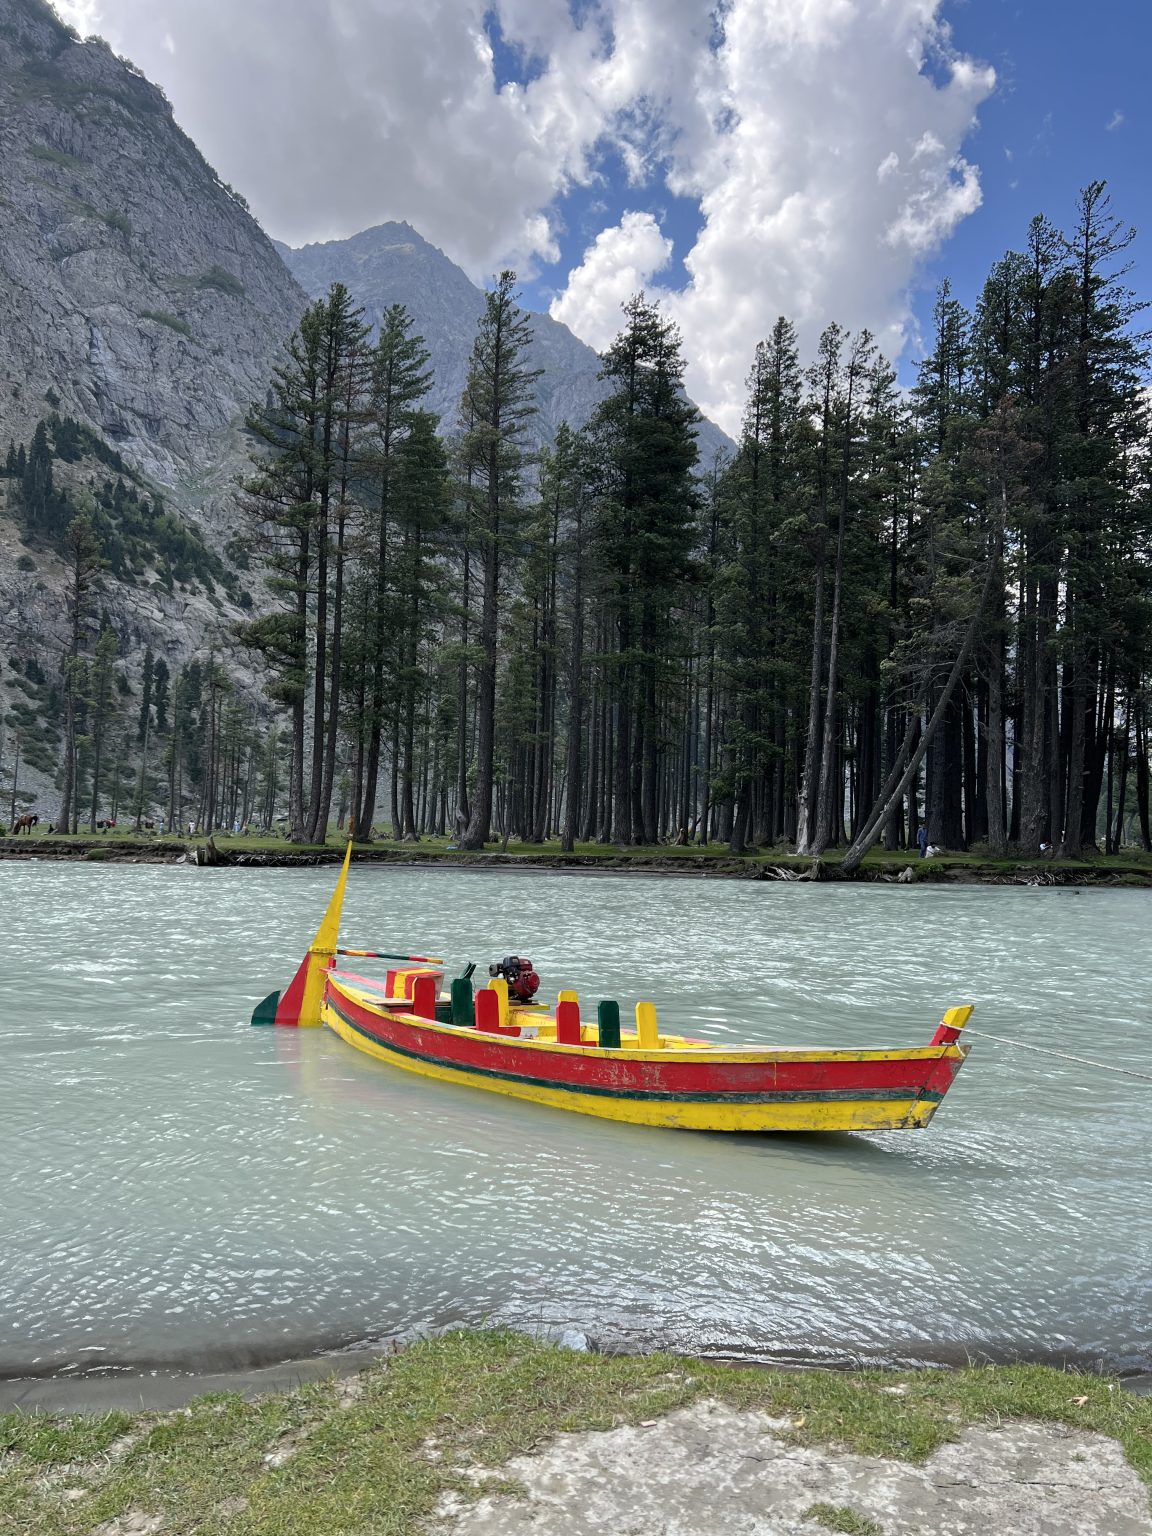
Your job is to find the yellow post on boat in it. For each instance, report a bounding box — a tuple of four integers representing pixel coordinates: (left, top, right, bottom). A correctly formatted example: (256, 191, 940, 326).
(261, 840, 353, 1027)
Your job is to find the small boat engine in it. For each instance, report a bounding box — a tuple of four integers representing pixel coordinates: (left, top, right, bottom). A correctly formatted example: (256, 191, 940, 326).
(488, 955, 540, 1004)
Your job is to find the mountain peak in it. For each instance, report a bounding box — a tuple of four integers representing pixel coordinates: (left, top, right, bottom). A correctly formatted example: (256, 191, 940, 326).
(280, 225, 734, 459)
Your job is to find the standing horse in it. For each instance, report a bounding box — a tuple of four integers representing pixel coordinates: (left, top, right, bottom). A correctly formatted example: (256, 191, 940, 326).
(13, 814, 39, 834)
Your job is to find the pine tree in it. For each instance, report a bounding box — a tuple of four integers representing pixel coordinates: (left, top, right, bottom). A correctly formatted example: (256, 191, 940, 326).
(715, 319, 804, 851)
(137, 645, 154, 745)
(57, 509, 104, 834)
(20, 421, 54, 533)
(391, 410, 451, 838)
(152, 657, 170, 735)
(455, 271, 541, 850)
(589, 293, 699, 843)
(241, 284, 369, 841)
(352, 304, 433, 839)
(87, 621, 119, 830)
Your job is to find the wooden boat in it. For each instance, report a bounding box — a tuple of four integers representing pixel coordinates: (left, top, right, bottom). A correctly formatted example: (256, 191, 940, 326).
(251, 846, 974, 1134)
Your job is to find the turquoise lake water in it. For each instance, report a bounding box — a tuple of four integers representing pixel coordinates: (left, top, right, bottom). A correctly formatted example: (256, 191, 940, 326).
(2, 861, 1149, 1377)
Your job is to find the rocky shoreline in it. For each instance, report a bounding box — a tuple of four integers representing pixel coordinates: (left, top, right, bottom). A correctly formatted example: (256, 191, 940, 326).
(1, 834, 1149, 885)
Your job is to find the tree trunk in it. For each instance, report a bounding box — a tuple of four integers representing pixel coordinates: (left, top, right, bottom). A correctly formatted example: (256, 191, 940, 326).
(1112, 698, 1131, 852)
(460, 497, 499, 849)
(841, 553, 997, 874)
(811, 508, 846, 855)
(1135, 700, 1151, 852)
(794, 537, 826, 854)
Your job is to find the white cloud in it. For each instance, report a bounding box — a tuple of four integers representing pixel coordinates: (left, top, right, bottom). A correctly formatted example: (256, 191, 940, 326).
(549, 211, 672, 351)
(53, 0, 101, 31)
(49, 0, 613, 276)
(553, 1, 995, 432)
(1106, 109, 1124, 132)
(56, 0, 994, 435)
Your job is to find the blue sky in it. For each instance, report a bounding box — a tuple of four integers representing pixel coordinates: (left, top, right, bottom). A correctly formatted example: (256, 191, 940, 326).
(910, 0, 1149, 350)
(503, 0, 1151, 384)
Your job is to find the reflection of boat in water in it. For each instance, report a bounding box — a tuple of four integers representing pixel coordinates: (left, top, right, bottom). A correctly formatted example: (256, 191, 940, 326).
(252, 846, 974, 1134)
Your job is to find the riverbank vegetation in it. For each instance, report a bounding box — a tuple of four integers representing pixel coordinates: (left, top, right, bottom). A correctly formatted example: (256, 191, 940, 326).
(3, 826, 1151, 884)
(3, 183, 1151, 862)
(1, 1331, 1149, 1535)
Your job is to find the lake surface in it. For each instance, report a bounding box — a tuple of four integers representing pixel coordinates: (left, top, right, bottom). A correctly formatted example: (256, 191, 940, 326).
(2, 862, 1150, 1378)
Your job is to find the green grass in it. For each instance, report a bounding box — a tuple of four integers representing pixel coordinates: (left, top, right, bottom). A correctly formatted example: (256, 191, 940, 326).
(805, 1504, 885, 1535)
(6, 826, 1152, 882)
(26, 141, 83, 170)
(139, 308, 192, 337)
(0, 1331, 1149, 1536)
(198, 263, 245, 297)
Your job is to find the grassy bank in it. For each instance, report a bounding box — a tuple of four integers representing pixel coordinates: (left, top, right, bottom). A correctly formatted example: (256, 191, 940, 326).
(3, 829, 1152, 884)
(1, 1331, 1149, 1535)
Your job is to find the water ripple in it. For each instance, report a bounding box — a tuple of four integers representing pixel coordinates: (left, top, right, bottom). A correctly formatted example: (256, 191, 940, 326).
(1, 865, 1149, 1375)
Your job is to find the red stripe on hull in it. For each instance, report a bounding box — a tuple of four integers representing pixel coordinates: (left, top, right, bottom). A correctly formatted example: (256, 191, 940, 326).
(328, 984, 960, 1098)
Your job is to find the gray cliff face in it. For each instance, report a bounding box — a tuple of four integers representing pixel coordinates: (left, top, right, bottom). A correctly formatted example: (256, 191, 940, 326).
(279, 225, 734, 462)
(0, 0, 309, 815)
(0, 0, 306, 501)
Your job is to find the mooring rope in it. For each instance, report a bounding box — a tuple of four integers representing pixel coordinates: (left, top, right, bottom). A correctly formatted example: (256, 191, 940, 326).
(961, 1027, 1152, 1084)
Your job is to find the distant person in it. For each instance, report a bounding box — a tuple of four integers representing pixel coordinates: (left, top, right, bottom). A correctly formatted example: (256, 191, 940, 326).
(917, 825, 928, 859)
(1039, 840, 1053, 858)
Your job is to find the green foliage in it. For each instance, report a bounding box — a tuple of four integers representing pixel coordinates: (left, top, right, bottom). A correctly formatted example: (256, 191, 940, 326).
(805, 1506, 885, 1535)
(49, 414, 125, 471)
(216, 179, 250, 212)
(102, 208, 131, 237)
(26, 141, 83, 170)
(586, 292, 701, 842)
(4, 417, 245, 604)
(198, 264, 245, 297)
(1, 1334, 1151, 1536)
(140, 309, 192, 338)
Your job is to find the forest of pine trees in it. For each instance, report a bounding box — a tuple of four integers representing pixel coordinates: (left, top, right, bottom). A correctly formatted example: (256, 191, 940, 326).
(2, 181, 1150, 856)
(235, 184, 1152, 857)
(1, 413, 266, 835)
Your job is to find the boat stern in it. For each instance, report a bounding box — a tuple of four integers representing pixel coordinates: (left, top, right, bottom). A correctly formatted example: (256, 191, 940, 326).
(250, 842, 351, 1026)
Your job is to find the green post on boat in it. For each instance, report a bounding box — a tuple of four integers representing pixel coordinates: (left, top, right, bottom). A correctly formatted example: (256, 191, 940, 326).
(451, 976, 475, 1026)
(597, 999, 621, 1049)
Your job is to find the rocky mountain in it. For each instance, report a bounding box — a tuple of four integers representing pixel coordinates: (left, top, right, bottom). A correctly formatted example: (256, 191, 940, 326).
(279, 225, 734, 462)
(0, 0, 310, 814)
(0, 0, 307, 499)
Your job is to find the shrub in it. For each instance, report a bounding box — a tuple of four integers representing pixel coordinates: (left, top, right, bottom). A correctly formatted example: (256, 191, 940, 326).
(140, 309, 192, 338)
(198, 264, 245, 297)
(27, 142, 82, 170)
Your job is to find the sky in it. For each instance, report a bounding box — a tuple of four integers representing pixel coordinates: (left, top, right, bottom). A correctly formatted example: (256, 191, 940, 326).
(52, 0, 1152, 437)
